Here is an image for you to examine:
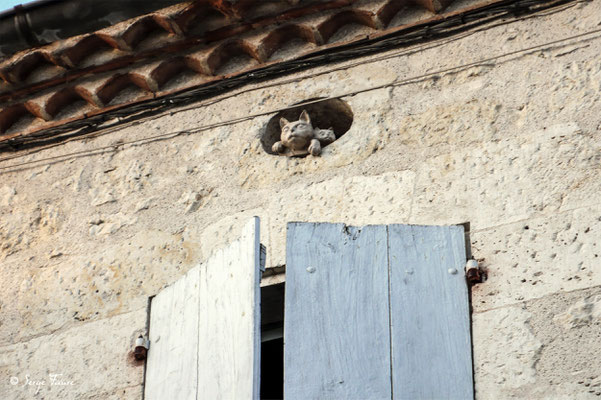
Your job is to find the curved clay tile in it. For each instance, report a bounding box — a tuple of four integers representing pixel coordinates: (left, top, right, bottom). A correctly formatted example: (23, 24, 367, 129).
(174, 2, 230, 35)
(73, 86, 103, 109)
(45, 87, 95, 118)
(0, 104, 33, 134)
(24, 62, 67, 86)
(96, 73, 153, 105)
(0, 52, 63, 84)
(24, 98, 52, 121)
(147, 57, 207, 91)
(206, 39, 261, 75)
(121, 16, 178, 50)
(377, 0, 412, 28)
(153, 13, 184, 36)
(60, 34, 122, 68)
(257, 23, 319, 61)
(317, 9, 379, 44)
(93, 32, 131, 53)
(0, 81, 9, 97)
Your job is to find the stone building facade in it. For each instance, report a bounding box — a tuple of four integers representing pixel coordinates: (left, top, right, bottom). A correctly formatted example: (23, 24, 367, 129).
(1, 0, 601, 398)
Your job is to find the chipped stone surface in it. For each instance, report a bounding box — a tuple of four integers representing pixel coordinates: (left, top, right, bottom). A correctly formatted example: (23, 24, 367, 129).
(179, 189, 211, 214)
(410, 122, 601, 229)
(525, 287, 601, 398)
(268, 177, 345, 266)
(473, 287, 601, 399)
(88, 212, 137, 236)
(398, 99, 502, 149)
(472, 305, 542, 395)
(0, 230, 197, 345)
(554, 294, 601, 329)
(0, 186, 16, 206)
(471, 203, 601, 311)
(341, 171, 415, 225)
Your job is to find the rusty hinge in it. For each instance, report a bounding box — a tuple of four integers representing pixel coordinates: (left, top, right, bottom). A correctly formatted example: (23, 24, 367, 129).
(465, 259, 483, 284)
(134, 335, 149, 361)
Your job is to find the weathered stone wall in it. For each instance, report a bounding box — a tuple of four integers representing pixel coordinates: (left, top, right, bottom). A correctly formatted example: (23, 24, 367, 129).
(1, 1, 600, 398)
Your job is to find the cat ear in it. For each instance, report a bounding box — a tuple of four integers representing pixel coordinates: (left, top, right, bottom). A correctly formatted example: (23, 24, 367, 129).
(279, 117, 290, 129)
(299, 110, 311, 124)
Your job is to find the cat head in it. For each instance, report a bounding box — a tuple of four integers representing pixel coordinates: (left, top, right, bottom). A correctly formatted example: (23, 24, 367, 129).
(279, 110, 314, 150)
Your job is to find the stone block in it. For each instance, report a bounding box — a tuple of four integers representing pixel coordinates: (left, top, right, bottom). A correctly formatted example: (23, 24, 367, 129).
(396, 99, 501, 149)
(411, 123, 601, 229)
(470, 203, 601, 311)
(525, 287, 601, 398)
(340, 170, 415, 226)
(0, 230, 196, 345)
(472, 305, 542, 397)
(473, 287, 601, 399)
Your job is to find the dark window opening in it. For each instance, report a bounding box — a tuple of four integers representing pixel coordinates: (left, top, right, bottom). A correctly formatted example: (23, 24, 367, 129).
(260, 282, 285, 400)
(261, 337, 283, 400)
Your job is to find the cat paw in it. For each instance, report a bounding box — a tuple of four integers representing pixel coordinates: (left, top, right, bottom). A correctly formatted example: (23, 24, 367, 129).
(272, 141, 286, 154)
(308, 140, 321, 156)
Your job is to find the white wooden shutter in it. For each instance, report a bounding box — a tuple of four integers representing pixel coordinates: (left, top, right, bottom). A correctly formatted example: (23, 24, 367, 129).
(145, 265, 201, 400)
(145, 217, 262, 400)
(284, 223, 474, 400)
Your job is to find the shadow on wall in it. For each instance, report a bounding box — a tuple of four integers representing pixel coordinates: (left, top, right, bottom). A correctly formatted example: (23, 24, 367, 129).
(261, 98, 354, 156)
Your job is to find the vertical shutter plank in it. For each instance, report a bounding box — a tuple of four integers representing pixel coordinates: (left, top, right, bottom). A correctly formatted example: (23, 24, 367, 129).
(145, 217, 261, 400)
(284, 223, 391, 400)
(388, 225, 473, 400)
(145, 265, 200, 400)
(197, 217, 262, 400)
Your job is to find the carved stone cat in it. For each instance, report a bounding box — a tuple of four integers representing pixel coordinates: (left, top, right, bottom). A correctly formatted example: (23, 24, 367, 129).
(272, 110, 335, 156)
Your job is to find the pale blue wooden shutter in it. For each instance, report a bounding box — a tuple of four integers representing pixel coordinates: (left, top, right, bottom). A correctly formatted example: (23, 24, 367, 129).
(284, 223, 473, 400)
(284, 223, 392, 399)
(145, 217, 262, 400)
(388, 225, 473, 400)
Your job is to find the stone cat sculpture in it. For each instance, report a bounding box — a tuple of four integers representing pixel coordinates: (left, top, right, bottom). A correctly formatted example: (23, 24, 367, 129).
(272, 110, 335, 156)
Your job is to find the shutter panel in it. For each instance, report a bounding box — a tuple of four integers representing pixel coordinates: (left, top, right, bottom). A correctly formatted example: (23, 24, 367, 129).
(388, 225, 473, 400)
(145, 217, 262, 400)
(284, 223, 474, 400)
(145, 266, 200, 400)
(197, 217, 262, 399)
(284, 223, 392, 400)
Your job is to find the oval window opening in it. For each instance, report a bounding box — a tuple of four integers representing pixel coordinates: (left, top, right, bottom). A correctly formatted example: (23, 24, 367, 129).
(261, 98, 353, 156)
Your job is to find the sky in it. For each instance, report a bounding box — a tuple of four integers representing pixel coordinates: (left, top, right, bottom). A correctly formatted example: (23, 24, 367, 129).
(0, 0, 29, 13)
